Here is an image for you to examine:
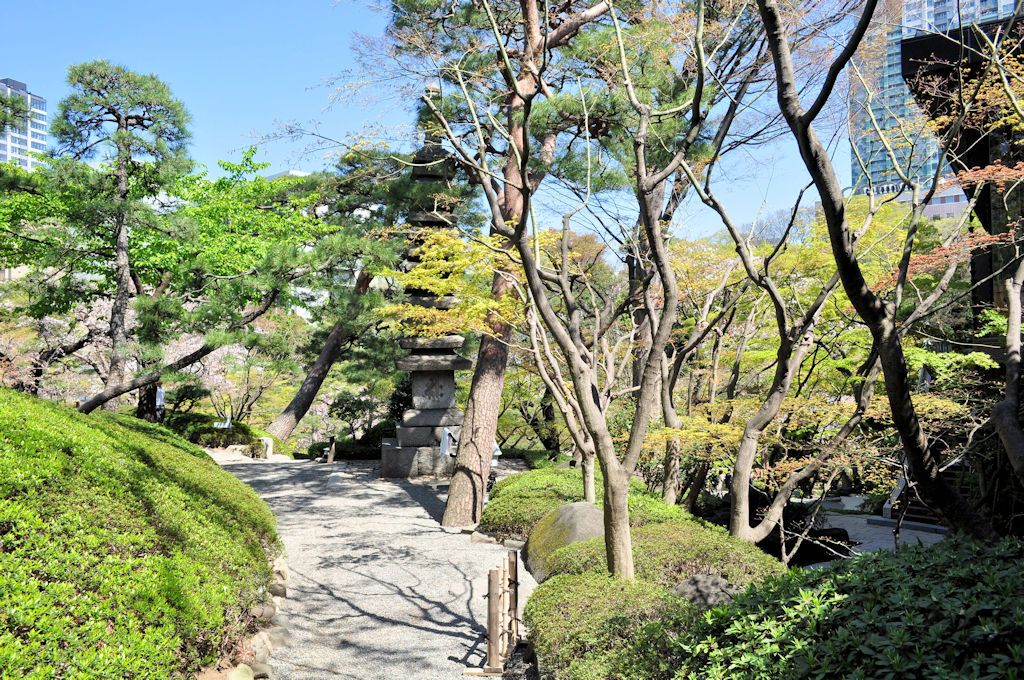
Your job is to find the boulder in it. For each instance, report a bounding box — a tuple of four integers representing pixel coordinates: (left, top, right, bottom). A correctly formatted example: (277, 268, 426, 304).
(523, 502, 604, 583)
(670, 574, 742, 609)
(227, 664, 255, 680)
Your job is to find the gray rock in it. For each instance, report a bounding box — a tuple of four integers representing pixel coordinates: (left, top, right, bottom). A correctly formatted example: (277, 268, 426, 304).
(411, 371, 457, 409)
(248, 602, 276, 621)
(251, 662, 273, 679)
(470, 531, 498, 544)
(271, 557, 289, 582)
(226, 664, 255, 680)
(250, 631, 272, 664)
(670, 574, 742, 609)
(268, 625, 292, 647)
(523, 502, 604, 583)
(269, 582, 287, 598)
(503, 538, 526, 551)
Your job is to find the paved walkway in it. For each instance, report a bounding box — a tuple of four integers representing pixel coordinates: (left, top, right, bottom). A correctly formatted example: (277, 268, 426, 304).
(214, 452, 535, 680)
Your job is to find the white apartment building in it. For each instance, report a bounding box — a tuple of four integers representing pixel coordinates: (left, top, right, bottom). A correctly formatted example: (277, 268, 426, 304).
(1, 78, 47, 170)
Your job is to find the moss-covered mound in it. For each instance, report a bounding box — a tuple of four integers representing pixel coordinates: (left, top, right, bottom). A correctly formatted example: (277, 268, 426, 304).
(0, 389, 279, 678)
(627, 536, 1024, 680)
(544, 518, 785, 589)
(524, 572, 689, 680)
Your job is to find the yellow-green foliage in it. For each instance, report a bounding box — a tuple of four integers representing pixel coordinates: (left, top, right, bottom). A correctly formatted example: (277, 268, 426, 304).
(0, 389, 278, 678)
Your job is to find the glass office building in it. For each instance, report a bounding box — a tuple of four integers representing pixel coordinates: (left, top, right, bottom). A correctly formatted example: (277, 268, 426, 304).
(849, 1, 1018, 218)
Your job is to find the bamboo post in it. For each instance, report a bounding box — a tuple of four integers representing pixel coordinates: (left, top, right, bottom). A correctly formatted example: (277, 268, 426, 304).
(500, 554, 510, 659)
(484, 568, 502, 674)
(508, 549, 519, 646)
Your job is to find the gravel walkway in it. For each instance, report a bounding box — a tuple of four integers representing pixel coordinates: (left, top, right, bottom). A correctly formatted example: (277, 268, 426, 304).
(214, 452, 535, 680)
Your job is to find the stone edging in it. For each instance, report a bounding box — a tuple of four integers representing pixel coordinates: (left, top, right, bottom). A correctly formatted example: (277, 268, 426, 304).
(223, 555, 292, 680)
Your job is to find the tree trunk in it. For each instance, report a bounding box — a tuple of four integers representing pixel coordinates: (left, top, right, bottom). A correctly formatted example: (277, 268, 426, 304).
(266, 271, 371, 441)
(681, 462, 709, 513)
(104, 141, 132, 410)
(662, 438, 682, 504)
(136, 382, 159, 422)
(536, 387, 561, 453)
(602, 463, 634, 578)
(582, 452, 596, 504)
(442, 271, 514, 526)
(992, 268, 1024, 484)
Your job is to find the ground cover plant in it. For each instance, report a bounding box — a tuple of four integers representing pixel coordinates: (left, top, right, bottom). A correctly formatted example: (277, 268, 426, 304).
(0, 388, 279, 678)
(544, 518, 785, 589)
(524, 573, 689, 680)
(626, 536, 1024, 680)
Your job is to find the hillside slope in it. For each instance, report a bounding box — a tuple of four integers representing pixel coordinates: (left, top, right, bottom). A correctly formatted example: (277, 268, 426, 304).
(0, 389, 279, 678)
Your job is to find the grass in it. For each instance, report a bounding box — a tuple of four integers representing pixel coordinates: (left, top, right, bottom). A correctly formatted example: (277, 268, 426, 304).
(0, 388, 279, 679)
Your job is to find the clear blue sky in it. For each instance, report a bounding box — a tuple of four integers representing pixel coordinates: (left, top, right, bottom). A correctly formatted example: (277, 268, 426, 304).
(1, 0, 405, 175)
(2, 0, 849, 231)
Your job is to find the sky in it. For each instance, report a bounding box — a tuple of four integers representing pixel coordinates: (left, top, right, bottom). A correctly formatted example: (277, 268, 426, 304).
(1, 0, 850, 234)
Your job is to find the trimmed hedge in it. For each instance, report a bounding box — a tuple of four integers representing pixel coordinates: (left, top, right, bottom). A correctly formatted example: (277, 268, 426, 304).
(627, 536, 1024, 680)
(163, 411, 277, 456)
(480, 468, 680, 539)
(0, 389, 279, 678)
(524, 573, 689, 680)
(544, 518, 785, 589)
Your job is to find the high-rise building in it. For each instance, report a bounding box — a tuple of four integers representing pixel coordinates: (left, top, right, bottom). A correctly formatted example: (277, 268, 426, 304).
(0, 78, 47, 170)
(849, 1, 1017, 218)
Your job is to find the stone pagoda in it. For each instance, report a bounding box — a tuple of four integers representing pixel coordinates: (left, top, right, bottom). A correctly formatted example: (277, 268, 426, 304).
(380, 126, 472, 478)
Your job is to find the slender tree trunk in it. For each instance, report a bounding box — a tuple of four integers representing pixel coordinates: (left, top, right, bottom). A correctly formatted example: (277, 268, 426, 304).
(581, 452, 596, 504)
(104, 141, 132, 410)
(661, 354, 684, 503)
(266, 272, 371, 441)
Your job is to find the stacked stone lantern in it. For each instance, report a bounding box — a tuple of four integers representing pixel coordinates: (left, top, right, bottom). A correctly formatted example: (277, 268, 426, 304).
(380, 129, 472, 478)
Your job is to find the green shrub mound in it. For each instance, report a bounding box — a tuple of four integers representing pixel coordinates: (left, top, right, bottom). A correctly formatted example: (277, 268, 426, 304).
(524, 572, 689, 680)
(544, 518, 785, 589)
(480, 468, 683, 539)
(163, 411, 282, 457)
(0, 389, 279, 679)
(628, 537, 1024, 680)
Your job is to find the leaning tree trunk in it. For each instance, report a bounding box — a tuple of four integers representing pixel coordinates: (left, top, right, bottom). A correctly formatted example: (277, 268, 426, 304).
(266, 271, 371, 441)
(442, 271, 514, 526)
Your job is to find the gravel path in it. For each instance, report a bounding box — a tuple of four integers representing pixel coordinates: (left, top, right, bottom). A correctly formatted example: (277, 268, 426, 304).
(214, 453, 535, 680)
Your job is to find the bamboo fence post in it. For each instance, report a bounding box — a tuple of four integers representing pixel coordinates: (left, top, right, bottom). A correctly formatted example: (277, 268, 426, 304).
(508, 550, 519, 645)
(484, 568, 502, 674)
